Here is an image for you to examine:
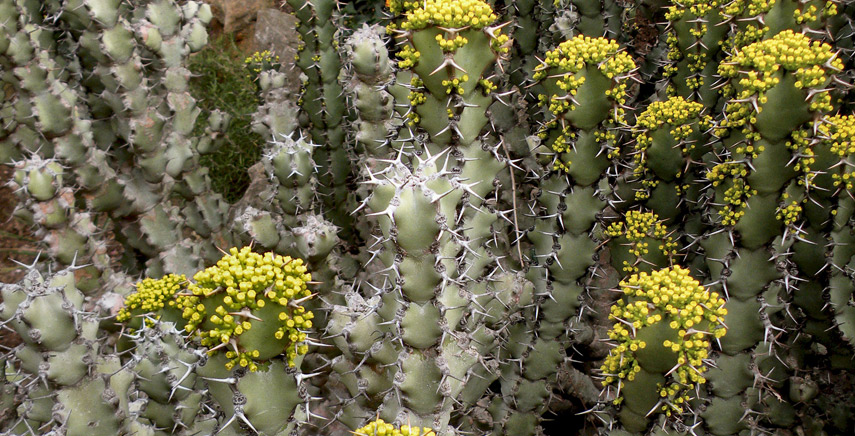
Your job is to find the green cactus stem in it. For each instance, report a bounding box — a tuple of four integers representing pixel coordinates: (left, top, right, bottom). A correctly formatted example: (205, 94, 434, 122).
(601, 266, 727, 431)
(534, 35, 634, 178)
(629, 96, 712, 223)
(606, 210, 678, 276)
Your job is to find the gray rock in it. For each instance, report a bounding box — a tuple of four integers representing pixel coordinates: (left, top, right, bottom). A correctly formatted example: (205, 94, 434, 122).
(252, 8, 302, 95)
(202, 0, 275, 34)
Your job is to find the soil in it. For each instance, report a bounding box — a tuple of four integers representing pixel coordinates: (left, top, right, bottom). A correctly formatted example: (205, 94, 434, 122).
(0, 164, 32, 350)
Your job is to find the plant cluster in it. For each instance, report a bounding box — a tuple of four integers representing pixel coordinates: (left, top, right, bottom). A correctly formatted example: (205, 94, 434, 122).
(2, 0, 855, 435)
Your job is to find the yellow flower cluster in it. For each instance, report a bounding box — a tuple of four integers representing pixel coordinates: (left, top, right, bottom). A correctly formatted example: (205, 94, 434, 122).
(244, 50, 280, 76)
(408, 90, 426, 106)
(720, 31, 841, 93)
(606, 211, 678, 273)
(246, 50, 276, 62)
(174, 247, 314, 371)
(776, 198, 803, 226)
(435, 33, 468, 52)
(401, 0, 498, 31)
(117, 274, 187, 323)
(718, 31, 841, 136)
(635, 97, 708, 149)
(664, 0, 725, 20)
(386, 0, 421, 16)
(491, 32, 510, 54)
(786, 129, 816, 179)
(354, 419, 435, 436)
(833, 170, 855, 193)
(820, 116, 855, 193)
(397, 45, 420, 69)
(820, 115, 855, 158)
(794, 2, 835, 23)
(245, 50, 279, 65)
(722, 0, 773, 16)
(441, 74, 468, 95)
(601, 266, 727, 415)
(478, 78, 497, 95)
(707, 163, 756, 226)
(533, 36, 635, 82)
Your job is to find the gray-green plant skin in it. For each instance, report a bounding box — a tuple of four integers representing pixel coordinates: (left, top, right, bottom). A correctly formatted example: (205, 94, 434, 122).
(3, 1, 855, 436)
(323, 6, 531, 431)
(0, 0, 235, 280)
(1, 267, 309, 436)
(286, 0, 355, 243)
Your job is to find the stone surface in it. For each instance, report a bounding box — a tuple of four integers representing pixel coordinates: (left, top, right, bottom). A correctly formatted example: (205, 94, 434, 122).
(252, 9, 302, 94)
(202, 0, 275, 41)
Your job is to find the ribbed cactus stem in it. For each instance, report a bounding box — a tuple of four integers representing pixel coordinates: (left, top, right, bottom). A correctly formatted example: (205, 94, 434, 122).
(662, 0, 729, 106)
(694, 29, 845, 436)
(287, 0, 354, 242)
(566, 0, 626, 39)
(606, 210, 678, 277)
(600, 266, 727, 432)
(723, 0, 839, 51)
(622, 95, 713, 275)
(817, 115, 855, 346)
(501, 34, 638, 433)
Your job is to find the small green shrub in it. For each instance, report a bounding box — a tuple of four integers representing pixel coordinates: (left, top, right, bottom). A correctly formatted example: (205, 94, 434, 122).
(188, 35, 264, 203)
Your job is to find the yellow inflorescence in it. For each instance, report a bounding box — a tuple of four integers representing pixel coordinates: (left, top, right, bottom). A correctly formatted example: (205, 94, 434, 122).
(245, 50, 279, 68)
(820, 115, 855, 193)
(776, 197, 803, 226)
(397, 44, 421, 69)
(664, 0, 726, 20)
(723, 33, 839, 89)
(435, 33, 468, 52)
(533, 36, 635, 83)
(535, 36, 636, 173)
(601, 266, 727, 415)
(635, 97, 708, 147)
(631, 97, 711, 199)
(400, 0, 498, 31)
(117, 274, 187, 323)
(174, 247, 314, 371)
(718, 31, 842, 137)
(441, 74, 468, 95)
(606, 211, 678, 273)
(707, 163, 756, 226)
(354, 419, 435, 436)
(820, 115, 855, 159)
(386, 0, 421, 16)
(478, 78, 497, 95)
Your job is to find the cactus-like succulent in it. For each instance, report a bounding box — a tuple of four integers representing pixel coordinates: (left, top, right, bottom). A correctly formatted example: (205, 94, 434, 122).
(172, 246, 314, 371)
(606, 210, 678, 276)
(601, 266, 727, 431)
(3, 1, 855, 435)
(629, 96, 712, 221)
